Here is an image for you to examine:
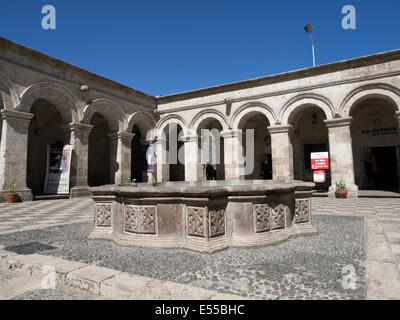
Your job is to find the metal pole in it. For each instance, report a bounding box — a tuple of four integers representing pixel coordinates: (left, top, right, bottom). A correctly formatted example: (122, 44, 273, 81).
(310, 32, 316, 67)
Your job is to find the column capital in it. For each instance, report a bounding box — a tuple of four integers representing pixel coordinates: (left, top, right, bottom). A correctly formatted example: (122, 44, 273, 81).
(60, 122, 94, 133)
(0, 109, 34, 122)
(181, 134, 198, 142)
(324, 117, 353, 129)
(220, 130, 241, 138)
(267, 124, 293, 134)
(108, 131, 135, 141)
(396, 111, 400, 120)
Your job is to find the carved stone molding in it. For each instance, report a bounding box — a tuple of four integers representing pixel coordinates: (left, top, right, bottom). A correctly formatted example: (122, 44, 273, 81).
(140, 206, 156, 234)
(253, 204, 270, 233)
(96, 203, 112, 227)
(125, 205, 157, 234)
(187, 206, 225, 238)
(209, 208, 225, 238)
(270, 203, 286, 230)
(295, 199, 311, 223)
(125, 205, 139, 233)
(187, 207, 206, 237)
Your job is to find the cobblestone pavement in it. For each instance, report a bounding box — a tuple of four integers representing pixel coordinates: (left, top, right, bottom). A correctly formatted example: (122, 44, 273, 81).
(0, 197, 399, 299)
(0, 198, 93, 235)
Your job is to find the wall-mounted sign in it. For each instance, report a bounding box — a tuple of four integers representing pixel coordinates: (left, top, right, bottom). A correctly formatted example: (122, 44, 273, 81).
(311, 152, 329, 170)
(361, 127, 398, 136)
(44, 144, 72, 194)
(313, 170, 326, 183)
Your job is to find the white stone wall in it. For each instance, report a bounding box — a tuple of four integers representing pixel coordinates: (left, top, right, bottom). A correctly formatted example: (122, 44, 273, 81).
(1, 37, 400, 200)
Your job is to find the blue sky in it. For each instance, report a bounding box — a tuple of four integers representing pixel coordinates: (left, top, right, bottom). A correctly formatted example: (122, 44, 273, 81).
(1, 1, 399, 96)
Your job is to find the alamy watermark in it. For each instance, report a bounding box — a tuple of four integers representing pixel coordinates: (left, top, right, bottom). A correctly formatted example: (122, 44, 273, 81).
(146, 124, 256, 176)
(41, 5, 56, 30)
(341, 264, 357, 290)
(41, 264, 56, 289)
(342, 5, 356, 30)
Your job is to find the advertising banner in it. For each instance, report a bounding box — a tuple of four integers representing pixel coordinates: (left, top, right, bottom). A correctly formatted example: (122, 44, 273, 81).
(311, 152, 329, 170)
(44, 144, 72, 194)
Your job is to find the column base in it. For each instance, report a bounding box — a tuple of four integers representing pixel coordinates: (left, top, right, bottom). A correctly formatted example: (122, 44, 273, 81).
(70, 186, 92, 199)
(328, 185, 359, 198)
(0, 188, 33, 203)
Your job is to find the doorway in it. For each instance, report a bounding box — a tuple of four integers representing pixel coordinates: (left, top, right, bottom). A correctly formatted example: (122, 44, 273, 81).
(366, 146, 399, 192)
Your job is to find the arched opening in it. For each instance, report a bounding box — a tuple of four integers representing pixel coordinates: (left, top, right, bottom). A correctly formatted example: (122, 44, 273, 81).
(131, 125, 148, 183)
(289, 106, 330, 190)
(197, 118, 224, 180)
(27, 99, 68, 196)
(238, 112, 271, 180)
(163, 123, 185, 182)
(350, 97, 400, 192)
(88, 113, 112, 187)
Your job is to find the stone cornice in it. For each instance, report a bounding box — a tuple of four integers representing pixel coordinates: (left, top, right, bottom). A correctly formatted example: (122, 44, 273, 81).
(157, 49, 400, 105)
(0, 37, 156, 106)
(156, 70, 400, 115)
(0, 109, 34, 121)
(267, 125, 293, 134)
(324, 117, 353, 128)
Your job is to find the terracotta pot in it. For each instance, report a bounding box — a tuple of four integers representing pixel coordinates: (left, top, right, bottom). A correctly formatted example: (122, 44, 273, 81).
(335, 190, 348, 199)
(6, 193, 19, 203)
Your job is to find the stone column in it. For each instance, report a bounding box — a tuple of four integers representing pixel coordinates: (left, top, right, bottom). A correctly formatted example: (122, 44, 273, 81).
(155, 138, 169, 182)
(65, 123, 93, 198)
(108, 132, 135, 185)
(182, 134, 202, 181)
(0, 109, 34, 202)
(221, 130, 243, 180)
(324, 117, 358, 198)
(268, 125, 294, 181)
(396, 111, 400, 131)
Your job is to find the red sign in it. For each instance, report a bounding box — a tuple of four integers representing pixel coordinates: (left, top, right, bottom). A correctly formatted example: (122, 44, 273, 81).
(311, 152, 329, 170)
(313, 170, 326, 183)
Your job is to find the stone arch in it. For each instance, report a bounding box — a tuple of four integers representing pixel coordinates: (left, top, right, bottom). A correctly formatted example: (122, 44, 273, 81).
(127, 111, 156, 138)
(230, 102, 277, 129)
(82, 98, 125, 132)
(0, 71, 19, 110)
(190, 109, 228, 133)
(19, 82, 81, 123)
(156, 114, 188, 138)
(339, 83, 400, 117)
(280, 93, 335, 125)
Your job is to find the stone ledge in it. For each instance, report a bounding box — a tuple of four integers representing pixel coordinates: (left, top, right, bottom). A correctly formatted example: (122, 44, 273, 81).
(0, 248, 243, 300)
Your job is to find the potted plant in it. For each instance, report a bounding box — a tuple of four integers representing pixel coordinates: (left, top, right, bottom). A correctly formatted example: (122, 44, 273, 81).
(6, 185, 19, 203)
(335, 179, 347, 199)
(130, 178, 137, 187)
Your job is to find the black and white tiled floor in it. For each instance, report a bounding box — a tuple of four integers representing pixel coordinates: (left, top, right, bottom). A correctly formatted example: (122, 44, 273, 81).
(0, 198, 92, 235)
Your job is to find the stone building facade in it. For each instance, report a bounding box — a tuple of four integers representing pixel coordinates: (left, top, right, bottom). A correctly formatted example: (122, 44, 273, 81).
(1, 37, 400, 201)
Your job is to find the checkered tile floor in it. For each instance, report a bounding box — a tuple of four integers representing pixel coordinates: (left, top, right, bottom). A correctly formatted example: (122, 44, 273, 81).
(0, 198, 93, 235)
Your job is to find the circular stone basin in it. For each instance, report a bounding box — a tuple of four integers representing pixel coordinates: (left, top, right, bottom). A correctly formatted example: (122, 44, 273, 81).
(89, 180, 317, 253)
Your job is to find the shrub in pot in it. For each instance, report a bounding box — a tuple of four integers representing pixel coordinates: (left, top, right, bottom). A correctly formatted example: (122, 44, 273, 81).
(335, 180, 347, 199)
(6, 185, 19, 203)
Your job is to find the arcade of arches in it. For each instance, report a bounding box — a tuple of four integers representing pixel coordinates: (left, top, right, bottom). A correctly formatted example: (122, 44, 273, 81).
(1, 38, 400, 201)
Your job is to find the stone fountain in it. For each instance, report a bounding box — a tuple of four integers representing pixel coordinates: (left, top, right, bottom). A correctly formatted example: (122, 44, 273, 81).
(88, 180, 317, 253)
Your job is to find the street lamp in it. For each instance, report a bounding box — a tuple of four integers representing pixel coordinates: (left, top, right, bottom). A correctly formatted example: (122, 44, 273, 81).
(304, 24, 316, 67)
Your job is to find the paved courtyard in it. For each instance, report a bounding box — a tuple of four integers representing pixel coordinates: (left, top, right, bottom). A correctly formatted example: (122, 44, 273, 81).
(0, 197, 399, 300)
